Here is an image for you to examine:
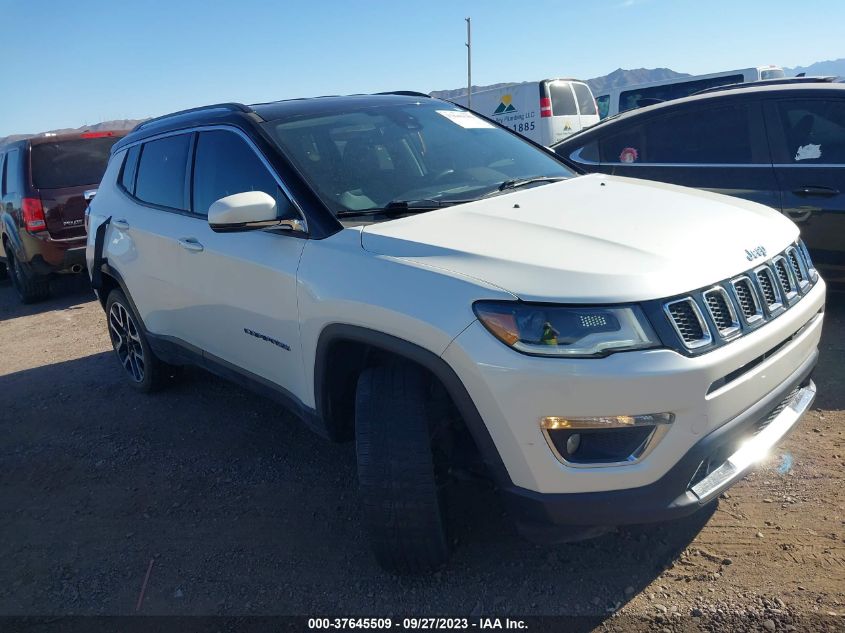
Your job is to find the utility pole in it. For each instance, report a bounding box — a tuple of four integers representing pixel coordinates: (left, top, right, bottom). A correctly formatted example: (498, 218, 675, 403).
(465, 17, 472, 110)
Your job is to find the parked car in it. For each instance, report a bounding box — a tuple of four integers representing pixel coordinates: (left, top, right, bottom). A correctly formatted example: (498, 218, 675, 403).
(87, 94, 823, 573)
(0, 131, 126, 302)
(451, 79, 599, 145)
(554, 83, 845, 287)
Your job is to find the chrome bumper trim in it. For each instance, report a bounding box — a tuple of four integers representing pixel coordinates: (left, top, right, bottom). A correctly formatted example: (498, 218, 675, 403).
(690, 380, 816, 501)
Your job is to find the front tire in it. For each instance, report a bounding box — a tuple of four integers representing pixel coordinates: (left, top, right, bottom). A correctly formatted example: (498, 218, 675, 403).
(7, 251, 50, 303)
(355, 362, 450, 574)
(105, 289, 169, 393)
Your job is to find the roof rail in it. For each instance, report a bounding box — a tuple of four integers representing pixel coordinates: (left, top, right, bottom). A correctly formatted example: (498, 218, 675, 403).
(375, 91, 432, 98)
(692, 76, 837, 97)
(133, 102, 253, 131)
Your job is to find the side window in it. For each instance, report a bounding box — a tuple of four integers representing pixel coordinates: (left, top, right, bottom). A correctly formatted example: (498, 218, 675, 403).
(192, 130, 290, 217)
(135, 134, 191, 210)
(596, 95, 610, 119)
(3, 149, 20, 195)
(0, 155, 5, 196)
(120, 145, 141, 195)
(775, 99, 845, 163)
(598, 122, 648, 164)
(599, 104, 754, 165)
(645, 104, 754, 164)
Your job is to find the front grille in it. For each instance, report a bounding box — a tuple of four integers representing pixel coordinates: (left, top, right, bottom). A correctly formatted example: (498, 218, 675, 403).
(665, 299, 710, 348)
(732, 277, 761, 322)
(756, 267, 779, 307)
(704, 288, 738, 335)
(661, 241, 817, 355)
(774, 256, 796, 299)
(787, 248, 806, 285)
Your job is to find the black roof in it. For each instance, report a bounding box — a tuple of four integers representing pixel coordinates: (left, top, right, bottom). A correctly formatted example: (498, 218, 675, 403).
(113, 92, 435, 153)
(553, 82, 845, 148)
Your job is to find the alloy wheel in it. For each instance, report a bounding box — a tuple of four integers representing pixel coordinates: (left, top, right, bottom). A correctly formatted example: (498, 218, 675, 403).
(108, 301, 145, 382)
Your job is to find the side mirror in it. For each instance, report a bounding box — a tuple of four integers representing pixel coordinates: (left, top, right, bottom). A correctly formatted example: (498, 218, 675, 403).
(208, 191, 281, 232)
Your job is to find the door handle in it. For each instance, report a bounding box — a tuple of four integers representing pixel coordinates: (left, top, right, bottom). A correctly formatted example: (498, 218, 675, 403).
(793, 186, 839, 197)
(177, 237, 204, 252)
(112, 218, 130, 230)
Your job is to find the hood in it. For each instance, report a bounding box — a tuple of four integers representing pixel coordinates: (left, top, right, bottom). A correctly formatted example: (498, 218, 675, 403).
(360, 174, 798, 303)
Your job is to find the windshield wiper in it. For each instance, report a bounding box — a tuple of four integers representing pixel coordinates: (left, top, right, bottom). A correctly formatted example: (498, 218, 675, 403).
(336, 199, 456, 219)
(497, 176, 566, 192)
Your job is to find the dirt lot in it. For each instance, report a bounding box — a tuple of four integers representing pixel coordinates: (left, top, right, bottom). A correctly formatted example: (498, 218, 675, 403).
(0, 275, 843, 632)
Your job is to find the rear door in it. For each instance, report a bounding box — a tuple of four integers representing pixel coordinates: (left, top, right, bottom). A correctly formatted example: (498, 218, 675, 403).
(764, 95, 845, 283)
(108, 133, 194, 338)
(1, 148, 23, 243)
(573, 99, 781, 210)
(547, 81, 580, 144)
(30, 135, 121, 241)
(571, 82, 600, 131)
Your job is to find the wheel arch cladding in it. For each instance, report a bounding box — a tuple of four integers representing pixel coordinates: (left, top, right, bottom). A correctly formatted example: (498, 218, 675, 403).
(313, 323, 513, 487)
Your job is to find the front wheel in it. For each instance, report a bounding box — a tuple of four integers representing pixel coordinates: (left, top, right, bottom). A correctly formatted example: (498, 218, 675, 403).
(105, 289, 171, 393)
(355, 362, 450, 574)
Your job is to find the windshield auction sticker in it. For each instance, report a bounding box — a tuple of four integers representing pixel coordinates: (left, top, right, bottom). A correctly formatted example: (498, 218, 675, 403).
(437, 110, 495, 129)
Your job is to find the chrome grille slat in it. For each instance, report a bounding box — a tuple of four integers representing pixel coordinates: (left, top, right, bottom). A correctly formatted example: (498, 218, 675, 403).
(755, 266, 782, 310)
(773, 255, 798, 302)
(703, 287, 740, 338)
(663, 241, 818, 354)
(664, 298, 711, 349)
(730, 276, 763, 324)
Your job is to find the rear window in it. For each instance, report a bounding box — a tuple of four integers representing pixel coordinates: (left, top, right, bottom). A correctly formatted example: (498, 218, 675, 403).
(549, 83, 577, 116)
(760, 68, 785, 80)
(572, 83, 597, 115)
(135, 134, 191, 210)
(30, 137, 119, 189)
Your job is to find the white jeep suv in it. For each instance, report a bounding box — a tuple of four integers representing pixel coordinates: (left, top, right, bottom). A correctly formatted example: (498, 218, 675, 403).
(86, 94, 825, 573)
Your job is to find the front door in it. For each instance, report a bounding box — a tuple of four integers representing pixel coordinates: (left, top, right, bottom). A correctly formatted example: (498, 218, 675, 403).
(764, 96, 845, 284)
(173, 128, 307, 397)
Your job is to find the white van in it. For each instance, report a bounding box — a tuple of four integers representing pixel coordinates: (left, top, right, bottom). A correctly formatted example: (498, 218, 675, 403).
(595, 65, 785, 119)
(451, 79, 599, 146)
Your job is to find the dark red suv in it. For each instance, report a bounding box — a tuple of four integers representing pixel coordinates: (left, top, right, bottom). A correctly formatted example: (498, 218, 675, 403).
(0, 131, 125, 302)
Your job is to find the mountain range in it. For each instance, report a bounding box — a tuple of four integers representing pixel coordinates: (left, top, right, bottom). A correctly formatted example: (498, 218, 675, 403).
(3, 59, 842, 146)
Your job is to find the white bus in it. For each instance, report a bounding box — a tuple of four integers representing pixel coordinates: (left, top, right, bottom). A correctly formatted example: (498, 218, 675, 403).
(595, 65, 785, 119)
(451, 79, 600, 146)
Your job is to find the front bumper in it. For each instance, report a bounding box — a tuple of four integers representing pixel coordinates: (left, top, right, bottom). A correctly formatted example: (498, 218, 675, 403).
(503, 359, 816, 532)
(443, 280, 825, 497)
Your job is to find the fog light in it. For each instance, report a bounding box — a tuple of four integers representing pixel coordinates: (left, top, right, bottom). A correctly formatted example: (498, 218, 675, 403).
(540, 413, 674, 466)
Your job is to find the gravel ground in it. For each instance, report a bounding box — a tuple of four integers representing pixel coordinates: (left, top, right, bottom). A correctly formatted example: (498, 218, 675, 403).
(0, 274, 843, 632)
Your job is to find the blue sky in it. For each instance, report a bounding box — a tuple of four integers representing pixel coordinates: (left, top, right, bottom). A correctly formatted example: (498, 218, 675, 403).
(0, 0, 842, 136)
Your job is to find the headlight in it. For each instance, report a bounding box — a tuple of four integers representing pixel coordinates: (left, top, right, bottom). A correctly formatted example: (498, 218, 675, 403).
(473, 301, 659, 357)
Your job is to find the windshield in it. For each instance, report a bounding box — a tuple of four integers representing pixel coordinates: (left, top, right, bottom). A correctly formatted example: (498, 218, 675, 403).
(30, 137, 120, 189)
(262, 101, 573, 218)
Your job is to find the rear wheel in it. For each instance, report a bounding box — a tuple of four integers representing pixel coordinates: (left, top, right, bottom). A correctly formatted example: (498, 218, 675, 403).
(355, 362, 451, 574)
(105, 289, 171, 392)
(7, 251, 50, 303)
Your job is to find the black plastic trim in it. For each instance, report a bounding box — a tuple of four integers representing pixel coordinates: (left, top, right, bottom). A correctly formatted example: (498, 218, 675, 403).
(314, 324, 515, 488)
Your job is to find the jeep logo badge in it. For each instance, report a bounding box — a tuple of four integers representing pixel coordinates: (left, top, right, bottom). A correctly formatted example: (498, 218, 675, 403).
(745, 246, 767, 261)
